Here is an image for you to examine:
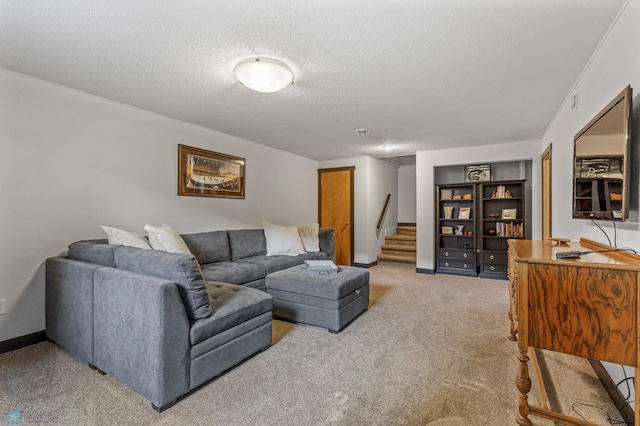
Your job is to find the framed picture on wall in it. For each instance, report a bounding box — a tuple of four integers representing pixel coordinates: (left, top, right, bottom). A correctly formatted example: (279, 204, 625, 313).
(178, 144, 246, 198)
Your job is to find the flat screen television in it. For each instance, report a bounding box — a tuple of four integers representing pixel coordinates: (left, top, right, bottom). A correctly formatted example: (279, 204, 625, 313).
(572, 85, 633, 221)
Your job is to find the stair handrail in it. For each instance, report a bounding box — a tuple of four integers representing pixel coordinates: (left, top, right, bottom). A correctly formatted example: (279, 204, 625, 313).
(377, 193, 391, 229)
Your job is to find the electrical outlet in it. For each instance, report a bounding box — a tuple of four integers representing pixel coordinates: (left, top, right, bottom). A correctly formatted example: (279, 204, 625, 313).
(0, 298, 6, 316)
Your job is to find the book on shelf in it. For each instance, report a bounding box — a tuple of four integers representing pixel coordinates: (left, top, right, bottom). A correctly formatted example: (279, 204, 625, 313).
(494, 221, 523, 238)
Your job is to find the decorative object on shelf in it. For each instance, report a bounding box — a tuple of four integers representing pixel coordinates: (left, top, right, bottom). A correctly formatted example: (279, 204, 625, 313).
(488, 213, 500, 219)
(465, 230, 473, 236)
(492, 185, 512, 199)
(458, 207, 470, 219)
(442, 226, 453, 235)
(463, 193, 472, 199)
(178, 144, 246, 199)
(455, 225, 465, 235)
(465, 164, 491, 182)
(443, 206, 454, 219)
(441, 189, 453, 200)
(487, 227, 496, 236)
(610, 192, 622, 201)
(452, 195, 461, 200)
(501, 209, 517, 220)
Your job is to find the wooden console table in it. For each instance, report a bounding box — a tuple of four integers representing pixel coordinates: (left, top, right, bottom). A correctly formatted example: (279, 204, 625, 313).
(508, 238, 640, 426)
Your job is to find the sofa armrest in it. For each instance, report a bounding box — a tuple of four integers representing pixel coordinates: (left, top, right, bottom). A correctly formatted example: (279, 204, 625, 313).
(93, 267, 191, 409)
(46, 257, 99, 364)
(319, 228, 336, 263)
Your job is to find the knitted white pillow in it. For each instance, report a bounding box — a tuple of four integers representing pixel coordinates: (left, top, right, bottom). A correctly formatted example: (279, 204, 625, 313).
(100, 226, 151, 249)
(262, 221, 306, 256)
(296, 223, 320, 252)
(144, 224, 192, 254)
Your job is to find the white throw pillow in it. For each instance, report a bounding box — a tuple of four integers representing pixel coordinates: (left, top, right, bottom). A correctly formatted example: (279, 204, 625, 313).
(262, 221, 306, 256)
(296, 223, 320, 252)
(100, 226, 151, 249)
(144, 224, 192, 254)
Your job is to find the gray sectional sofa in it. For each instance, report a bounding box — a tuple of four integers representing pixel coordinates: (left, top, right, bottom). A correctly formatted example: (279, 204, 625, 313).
(46, 228, 335, 412)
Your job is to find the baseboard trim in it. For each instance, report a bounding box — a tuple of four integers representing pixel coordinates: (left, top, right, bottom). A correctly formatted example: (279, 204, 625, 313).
(353, 261, 378, 268)
(0, 330, 47, 354)
(589, 360, 635, 424)
(416, 268, 435, 274)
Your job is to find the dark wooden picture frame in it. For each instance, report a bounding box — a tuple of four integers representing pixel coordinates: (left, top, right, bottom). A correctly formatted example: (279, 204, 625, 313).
(178, 144, 245, 198)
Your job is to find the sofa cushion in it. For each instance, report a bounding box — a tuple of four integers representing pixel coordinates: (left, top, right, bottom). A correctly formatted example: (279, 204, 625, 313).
(182, 231, 231, 264)
(227, 229, 267, 260)
(68, 240, 118, 267)
(113, 247, 212, 320)
(100, 226, 152, 249)
(238, 255, 304, 275)
(262, 221, 305, 256)
(144, 224, 191, 254)
(297, 223, 320, 252)
(190, 282, 273, 346)
(200, 261, 266, 285)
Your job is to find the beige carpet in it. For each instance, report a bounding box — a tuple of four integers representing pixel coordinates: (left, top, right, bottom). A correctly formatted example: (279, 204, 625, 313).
(0, 261, 623, 425)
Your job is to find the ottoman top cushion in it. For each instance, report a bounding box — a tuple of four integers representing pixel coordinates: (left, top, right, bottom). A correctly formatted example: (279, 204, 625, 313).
(266, 265, 369, 300)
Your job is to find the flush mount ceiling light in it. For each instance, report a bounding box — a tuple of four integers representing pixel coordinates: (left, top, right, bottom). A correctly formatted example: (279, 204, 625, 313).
(233, 57, 294, 93)
(356, 128, 370, 136)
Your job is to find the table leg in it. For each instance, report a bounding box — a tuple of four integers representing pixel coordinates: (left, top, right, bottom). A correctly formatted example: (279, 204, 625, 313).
(516, 348, 532, 426)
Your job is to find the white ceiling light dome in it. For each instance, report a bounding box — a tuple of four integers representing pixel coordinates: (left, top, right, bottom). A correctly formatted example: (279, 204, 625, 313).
(234, 57, 294, 93)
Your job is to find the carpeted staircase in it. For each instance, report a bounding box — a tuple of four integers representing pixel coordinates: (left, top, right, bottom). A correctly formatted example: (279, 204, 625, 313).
(377, 224, 416, 263)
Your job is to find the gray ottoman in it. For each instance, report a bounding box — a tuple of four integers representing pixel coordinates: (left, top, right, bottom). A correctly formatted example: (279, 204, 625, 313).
(265, 265, 369, 333)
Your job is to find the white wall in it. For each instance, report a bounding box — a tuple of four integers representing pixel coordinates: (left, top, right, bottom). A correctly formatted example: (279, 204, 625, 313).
(416, 140, 542, 271)
(318, 156, 398, 265)
(0, 69, 319, 342)
(540, 0, 640, 408)
(543, 0, 640, 246)
(398, 164, 416, 223)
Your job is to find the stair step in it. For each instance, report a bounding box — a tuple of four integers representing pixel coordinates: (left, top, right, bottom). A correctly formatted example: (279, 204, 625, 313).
(384, 237, 415, 247)
(381, 248, 416, 258)
(381, 244, 416, 252)
(386, 234, 415, 242)
(397, 226, 416, 236)
(377, 253, 416, 263)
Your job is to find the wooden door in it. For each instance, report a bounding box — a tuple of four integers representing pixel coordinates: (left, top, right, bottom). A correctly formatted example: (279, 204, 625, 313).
(541, 145, 552, 241)
(318, 167, 354, 266)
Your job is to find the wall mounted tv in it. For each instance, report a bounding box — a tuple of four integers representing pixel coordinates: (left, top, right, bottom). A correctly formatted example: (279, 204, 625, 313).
(572, 85, 633, 221)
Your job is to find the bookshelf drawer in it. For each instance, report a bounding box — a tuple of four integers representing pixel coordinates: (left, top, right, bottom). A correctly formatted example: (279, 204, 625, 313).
(482, 251, 508, 262)
(440, 249, 475, 261)
(439, 259, 475, 271)
(482, 263, 508, 274)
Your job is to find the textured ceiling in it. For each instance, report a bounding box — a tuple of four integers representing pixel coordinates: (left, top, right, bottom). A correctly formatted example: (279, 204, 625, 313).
(0, 1, 626, 161)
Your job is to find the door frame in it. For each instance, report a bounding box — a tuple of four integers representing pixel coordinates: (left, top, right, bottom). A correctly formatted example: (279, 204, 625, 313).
(318, 166, 355, 265)
(541, 144, 552, 241)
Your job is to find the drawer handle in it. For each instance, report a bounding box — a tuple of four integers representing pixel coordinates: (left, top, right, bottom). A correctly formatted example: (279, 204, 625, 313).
(445, 251, 449, 256)
(463, 253, 468, 258)
(490, 266, 495, 271)
(463, 264, 468, 269)
(490, 254, 495, 260)
(445, 262, 449, 267)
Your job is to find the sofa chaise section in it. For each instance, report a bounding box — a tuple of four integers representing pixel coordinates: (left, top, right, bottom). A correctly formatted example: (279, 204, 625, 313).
(46, 244, 273, 412)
